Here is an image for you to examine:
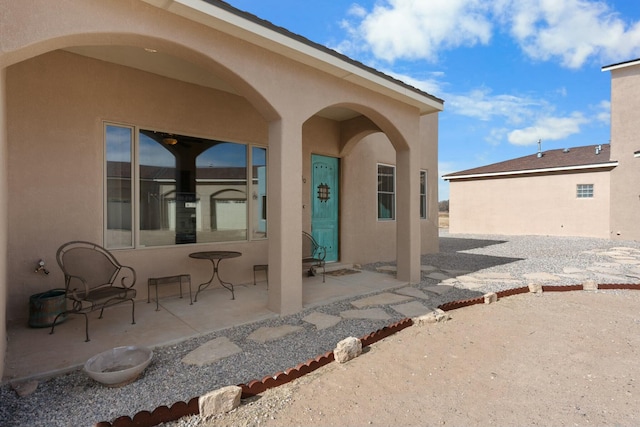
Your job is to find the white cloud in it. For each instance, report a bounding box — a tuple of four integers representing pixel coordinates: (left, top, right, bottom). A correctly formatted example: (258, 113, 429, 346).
(347, 3, 368, 18)
(485, 127, 510, 146)
(593, 100, 611, 124)
(446, 88, 540, 123)
(507, 112, 588, 145)
(346, 0, 493, 62)
(341, 0, 640, 68)
(502, 0, 640, 68)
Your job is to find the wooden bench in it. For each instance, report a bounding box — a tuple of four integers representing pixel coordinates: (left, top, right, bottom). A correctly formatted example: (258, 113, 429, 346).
(147, 274, 192, 311)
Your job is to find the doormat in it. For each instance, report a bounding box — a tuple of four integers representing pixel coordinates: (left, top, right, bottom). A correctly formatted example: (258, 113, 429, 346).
(326, 269, 361, 277)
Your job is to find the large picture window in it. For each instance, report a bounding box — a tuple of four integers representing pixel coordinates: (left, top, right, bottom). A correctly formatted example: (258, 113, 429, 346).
(377, 164, 395, 220)
(105, 124, 267, 248)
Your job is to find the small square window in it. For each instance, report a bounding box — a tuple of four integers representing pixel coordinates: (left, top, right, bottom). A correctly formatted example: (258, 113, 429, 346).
(577, 184, 594, 198)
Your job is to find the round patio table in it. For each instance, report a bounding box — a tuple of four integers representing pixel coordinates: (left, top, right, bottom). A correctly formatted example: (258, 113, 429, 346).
(189, 251, 242, 301)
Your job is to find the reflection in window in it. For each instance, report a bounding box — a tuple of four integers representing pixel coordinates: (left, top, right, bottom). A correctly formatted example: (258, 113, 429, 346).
(197, 142, 247, 243)
(105, 125, 133, 248)
(377, 164, 395, 220)
(420, 170, 428, 219)
(251, 147, 267, 239)
(104, 124, 266, 248)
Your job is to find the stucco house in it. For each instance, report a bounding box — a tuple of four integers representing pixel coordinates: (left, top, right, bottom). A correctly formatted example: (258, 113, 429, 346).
(443, 58, 639, 240)
(0, 0, 444, 376)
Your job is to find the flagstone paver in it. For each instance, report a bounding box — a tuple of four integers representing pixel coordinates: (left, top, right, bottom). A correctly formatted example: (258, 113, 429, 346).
(473, 272, 514, 279)
(351, 292, 413, 308)
(612, 259, 640, 265)
(394, 287, 432, 299)
(339, 308, 391, 320)
(456, 281, 486, 290)
(303, 312, 341, 330)
(390, 301, 434, 318)
(247, 325, 304, 343)
(426, 272, 450, 281)
(456, 274, 481, 282)
(423, 284, 455, 295)
(587, 266, 623, 275)
(442, 269, 471, 276)
(182, 337, 242, 367)
(563, 267, 585, 274)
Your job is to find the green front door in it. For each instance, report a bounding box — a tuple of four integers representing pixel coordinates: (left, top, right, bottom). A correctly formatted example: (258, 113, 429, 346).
(311, 155, 339, 262)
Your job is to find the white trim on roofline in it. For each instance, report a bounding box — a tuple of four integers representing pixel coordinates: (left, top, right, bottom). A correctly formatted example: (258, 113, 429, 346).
(141, 0, 444, 115)
(602, 58, 640, 72)
(442, 162, 619, 181)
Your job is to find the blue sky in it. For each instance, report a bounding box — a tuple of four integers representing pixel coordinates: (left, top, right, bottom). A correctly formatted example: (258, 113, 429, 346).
(225, 0, 640, 201)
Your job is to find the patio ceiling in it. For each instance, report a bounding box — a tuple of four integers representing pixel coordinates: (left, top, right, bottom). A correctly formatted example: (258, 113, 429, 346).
(64, 45, 361, 122)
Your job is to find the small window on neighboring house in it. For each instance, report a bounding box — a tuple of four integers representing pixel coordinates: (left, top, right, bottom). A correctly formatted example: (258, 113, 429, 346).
(377, 164, 395, 220)
(420, 170, 427, 219)
(577, 184, 594, 198)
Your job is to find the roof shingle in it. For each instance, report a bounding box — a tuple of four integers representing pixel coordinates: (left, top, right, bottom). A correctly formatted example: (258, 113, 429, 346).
(443, 144, 615, 179)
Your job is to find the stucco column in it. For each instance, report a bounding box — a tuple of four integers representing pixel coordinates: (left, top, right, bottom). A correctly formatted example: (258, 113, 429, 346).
(0, 68, 8, 377)
(267, 118, 303, 315)
(395, 131, 421, 283)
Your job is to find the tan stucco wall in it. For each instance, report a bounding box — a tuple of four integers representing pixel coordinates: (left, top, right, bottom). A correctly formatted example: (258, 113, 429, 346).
(609, 63, 640, 240)
(341, 113, 439, 264)
(448, 171, 611, 237)
(420, 113, 439, 253)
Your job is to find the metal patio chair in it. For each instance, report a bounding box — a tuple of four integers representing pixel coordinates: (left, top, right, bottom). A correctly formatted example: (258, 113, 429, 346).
(302, 231, 326, 282)
(51, 241, 137, 341)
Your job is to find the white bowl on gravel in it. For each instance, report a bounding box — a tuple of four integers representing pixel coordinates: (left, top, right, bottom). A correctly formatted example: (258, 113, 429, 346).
(84, 346, 153, 387)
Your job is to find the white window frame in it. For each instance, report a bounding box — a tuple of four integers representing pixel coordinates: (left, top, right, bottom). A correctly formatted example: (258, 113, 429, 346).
(576, 184, 594, 198)
(377, 163, 396, 221)
(420, 170, 428, 219)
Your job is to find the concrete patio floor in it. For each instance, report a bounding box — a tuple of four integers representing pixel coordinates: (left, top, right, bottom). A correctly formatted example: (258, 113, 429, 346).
(3, 268, 406, 383)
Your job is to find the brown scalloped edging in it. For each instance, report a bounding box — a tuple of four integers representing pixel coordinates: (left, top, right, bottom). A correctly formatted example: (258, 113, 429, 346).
(239, 349, 335, 398)
(438, 295, 485, 311)
(95, 282, 640, 426)
(360, 318, 414, 347)
(496, 286, 530, 298)
(598, 283, 640, 290)
(95, 397, 199, 427)
(542, 284, 584, 292)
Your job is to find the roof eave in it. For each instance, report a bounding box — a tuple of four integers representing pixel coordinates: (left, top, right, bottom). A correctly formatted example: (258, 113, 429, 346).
(141, 0, 444, 115)
(442, 162, 619, 181)
(602, 58, 640, 72)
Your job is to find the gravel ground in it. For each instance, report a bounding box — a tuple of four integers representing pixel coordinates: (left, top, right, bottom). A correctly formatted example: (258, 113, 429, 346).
(2, 231, 640, 427)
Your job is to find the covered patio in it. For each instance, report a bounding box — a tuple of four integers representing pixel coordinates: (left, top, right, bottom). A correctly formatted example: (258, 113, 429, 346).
(0, 0, 443, 381)
(4, 268, 406, 383)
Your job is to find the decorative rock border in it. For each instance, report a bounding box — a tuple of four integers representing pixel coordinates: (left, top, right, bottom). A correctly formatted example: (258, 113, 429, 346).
(94, 282, 638, 427)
